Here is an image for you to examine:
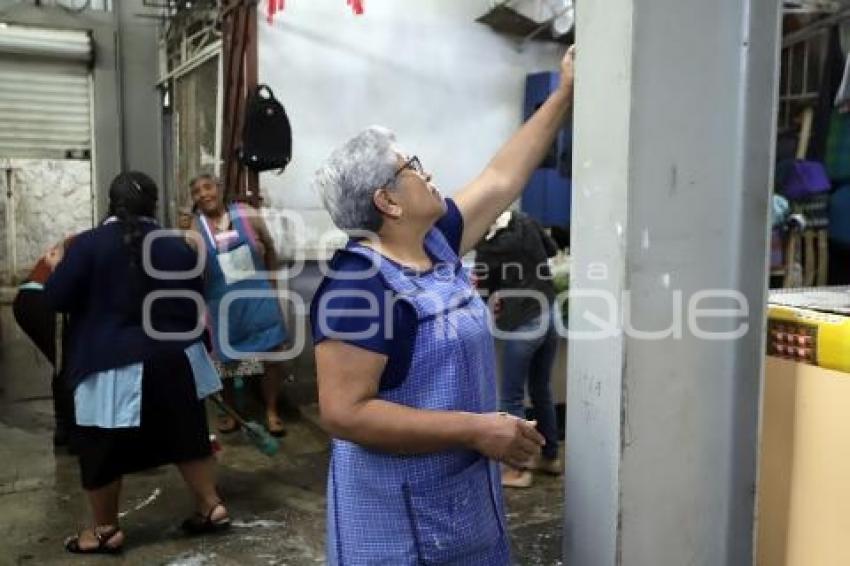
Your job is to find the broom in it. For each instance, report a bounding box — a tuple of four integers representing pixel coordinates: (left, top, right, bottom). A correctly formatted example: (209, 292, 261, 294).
(209, 394, 280, 457)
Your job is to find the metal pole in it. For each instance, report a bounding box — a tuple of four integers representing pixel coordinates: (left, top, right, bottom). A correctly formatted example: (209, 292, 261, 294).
(4, 167, 16, 285)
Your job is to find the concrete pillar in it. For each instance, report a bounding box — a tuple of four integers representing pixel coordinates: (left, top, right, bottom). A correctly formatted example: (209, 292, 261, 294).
(565, 1, 781, 565)
(114, 0, 164, 198)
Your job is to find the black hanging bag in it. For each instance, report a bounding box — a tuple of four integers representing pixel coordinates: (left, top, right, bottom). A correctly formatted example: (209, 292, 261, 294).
(238, 84, 292, 172)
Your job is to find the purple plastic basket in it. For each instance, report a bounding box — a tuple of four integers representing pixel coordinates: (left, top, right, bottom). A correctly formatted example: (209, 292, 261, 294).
(783, 160, 831, 200)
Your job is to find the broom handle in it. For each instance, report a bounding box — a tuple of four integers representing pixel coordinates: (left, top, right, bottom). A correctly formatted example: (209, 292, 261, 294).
(817, 228, 829, 286)
(797, 107, 814, 159)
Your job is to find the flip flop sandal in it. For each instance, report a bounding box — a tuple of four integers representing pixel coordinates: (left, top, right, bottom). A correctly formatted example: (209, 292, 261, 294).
(64, 526, 123, 555)
(265, 416, 287, 438)
(217, 414, 241, 434)
(182, 502, 232, 536)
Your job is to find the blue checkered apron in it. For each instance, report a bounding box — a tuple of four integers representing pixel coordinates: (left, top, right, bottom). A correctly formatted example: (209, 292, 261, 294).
(326, 228, 511, 565)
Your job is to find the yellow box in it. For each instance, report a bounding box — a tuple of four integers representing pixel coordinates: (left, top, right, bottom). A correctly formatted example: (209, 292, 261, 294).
(767, 305, 850, 373)
(757, 357, 850, 566)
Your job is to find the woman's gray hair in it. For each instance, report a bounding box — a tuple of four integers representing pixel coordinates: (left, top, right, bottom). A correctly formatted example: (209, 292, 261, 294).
(313, 126, 400, 233)
(189, 172, 219, 190)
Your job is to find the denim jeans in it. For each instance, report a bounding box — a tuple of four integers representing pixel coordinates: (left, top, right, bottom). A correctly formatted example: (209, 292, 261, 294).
(499, 309, 559, 460)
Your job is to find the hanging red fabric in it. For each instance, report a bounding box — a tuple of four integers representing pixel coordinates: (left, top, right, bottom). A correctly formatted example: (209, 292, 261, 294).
(348, 0, 364, 15)
(268, 0, 361, 23)
(267, 0, 284, 23)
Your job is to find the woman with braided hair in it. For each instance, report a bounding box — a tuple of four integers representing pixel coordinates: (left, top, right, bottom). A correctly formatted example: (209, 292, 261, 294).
(44, 172, 230, 555)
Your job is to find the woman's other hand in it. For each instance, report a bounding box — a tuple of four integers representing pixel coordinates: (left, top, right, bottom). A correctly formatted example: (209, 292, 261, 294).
(177, 206, 194, 231)
(44, 243, 65, 271)
(182, 215, 203, 252)
(471, 412, 545, 469)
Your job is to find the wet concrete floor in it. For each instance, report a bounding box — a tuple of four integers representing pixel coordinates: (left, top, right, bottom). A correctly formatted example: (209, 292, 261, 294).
(0, 302, 564, 565)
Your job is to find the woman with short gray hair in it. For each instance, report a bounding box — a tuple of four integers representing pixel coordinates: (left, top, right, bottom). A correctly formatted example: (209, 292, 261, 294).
(315, 126, 402, 233)
(311, 47, 575, 565)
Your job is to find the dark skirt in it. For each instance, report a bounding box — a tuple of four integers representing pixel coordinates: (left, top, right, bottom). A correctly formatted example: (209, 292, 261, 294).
(74, 350, 212, 490)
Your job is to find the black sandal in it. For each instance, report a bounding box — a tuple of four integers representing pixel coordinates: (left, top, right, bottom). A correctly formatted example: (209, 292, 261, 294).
(217, 414, 241, 435)
(64, 526, 123, 555)
(181, 502, 232, 535)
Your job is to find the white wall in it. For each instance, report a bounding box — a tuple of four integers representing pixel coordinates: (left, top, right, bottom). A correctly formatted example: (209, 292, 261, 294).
(0, 158, 93, 284)
(258, 0, 564, 257)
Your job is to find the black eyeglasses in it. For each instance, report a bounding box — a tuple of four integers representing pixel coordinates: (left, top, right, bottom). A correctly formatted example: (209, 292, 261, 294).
(384, 155, 425, 187)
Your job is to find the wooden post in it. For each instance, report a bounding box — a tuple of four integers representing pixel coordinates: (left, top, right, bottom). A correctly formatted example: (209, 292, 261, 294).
(220, 0, 259, 206)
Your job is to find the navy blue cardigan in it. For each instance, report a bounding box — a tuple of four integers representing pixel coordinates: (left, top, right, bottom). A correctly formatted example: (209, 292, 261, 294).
(44, 222, 204, 391)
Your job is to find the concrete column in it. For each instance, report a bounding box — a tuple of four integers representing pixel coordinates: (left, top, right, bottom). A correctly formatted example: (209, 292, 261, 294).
(114, 0, 163, 197)
(565, 1, 781, 565)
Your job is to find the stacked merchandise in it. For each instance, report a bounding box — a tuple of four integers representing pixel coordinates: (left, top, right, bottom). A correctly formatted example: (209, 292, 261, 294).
(775, 155, 831, 287)
(773, 25, 850, 287)
(814, 24, 850, 284)
(825, 106, 850, 284)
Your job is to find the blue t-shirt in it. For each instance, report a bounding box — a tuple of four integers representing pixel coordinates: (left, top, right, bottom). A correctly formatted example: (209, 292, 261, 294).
(310, 199, 464, 390)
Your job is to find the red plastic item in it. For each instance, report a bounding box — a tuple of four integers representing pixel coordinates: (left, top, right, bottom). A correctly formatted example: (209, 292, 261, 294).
(267, 0, 363, 23)
(267, 0, 284, 23)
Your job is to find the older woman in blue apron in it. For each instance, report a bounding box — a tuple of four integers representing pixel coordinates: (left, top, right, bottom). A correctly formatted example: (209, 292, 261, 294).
(190, 175, 289, 436)
(310, 48, 574, 565)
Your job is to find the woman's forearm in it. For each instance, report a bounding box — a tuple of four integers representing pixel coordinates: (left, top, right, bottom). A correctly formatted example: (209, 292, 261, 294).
(455, 51, 574, 255)
(323, 398, 483, 455)
(485, 85, 573, 201)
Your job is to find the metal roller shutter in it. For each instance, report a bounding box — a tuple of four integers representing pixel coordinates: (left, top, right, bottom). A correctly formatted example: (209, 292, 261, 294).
(0, 25, 92, 159)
